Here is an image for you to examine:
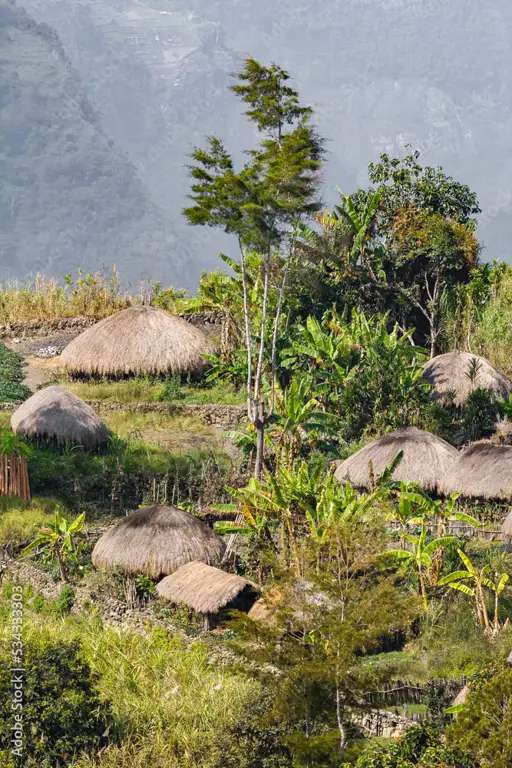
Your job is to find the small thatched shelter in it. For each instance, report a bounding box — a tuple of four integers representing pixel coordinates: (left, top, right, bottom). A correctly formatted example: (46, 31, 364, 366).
(422, 351, 512, 407)
(501, 512, 512, 538)
(11, 386, 109, 450)
(92, 505, 225, 579)
(334, 427, 457, 493)
(60, 305, 217, 378)
(451, 683, 470, 709)
(439, 443, 512, 501)
(156, 561, 259, 629)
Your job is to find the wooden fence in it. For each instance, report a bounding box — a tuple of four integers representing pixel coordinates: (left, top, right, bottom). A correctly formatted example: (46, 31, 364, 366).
(0, 454, 30, 500)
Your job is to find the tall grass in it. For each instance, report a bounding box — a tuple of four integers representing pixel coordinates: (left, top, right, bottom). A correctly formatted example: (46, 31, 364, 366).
(60, 377, 245, 406)
(0, 613, 254, 768)
(0, 496, 63, 546)
(469, 271, 512, 375)
(0, 269, 189, 323)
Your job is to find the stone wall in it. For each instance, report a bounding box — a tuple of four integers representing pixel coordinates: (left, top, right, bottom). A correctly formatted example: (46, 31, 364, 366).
(0, 311, 222, 340)
(353, 708, 415, 739)
(0, 400, 246, 425)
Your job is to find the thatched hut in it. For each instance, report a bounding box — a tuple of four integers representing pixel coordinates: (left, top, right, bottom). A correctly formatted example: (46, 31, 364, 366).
(156, 561, 259, 629)
(439, 443, 512, 501)
(501, 512, 512, 538)
(451, 683, 470, 709)
(334, 427, 457, 493)
(11, 386, 109, 450)
(422, 351, 512, 407)
(92, 505, 225, 579)
(60, 305, 217, 378)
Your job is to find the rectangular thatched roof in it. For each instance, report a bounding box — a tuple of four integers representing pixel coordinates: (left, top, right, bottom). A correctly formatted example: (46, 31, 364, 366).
(156, 561, 257, 614)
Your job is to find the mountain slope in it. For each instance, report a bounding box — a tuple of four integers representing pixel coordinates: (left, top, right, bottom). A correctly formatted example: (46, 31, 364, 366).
(18, 0, 512, 273)
(0, 0, 187, 284)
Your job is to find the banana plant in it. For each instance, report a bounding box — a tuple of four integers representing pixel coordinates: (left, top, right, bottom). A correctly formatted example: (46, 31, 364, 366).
(386, 525, 456, 610)
(269, 377, 342, 464)
(439, 549, 493, 629)
(23, 508, 86, 583)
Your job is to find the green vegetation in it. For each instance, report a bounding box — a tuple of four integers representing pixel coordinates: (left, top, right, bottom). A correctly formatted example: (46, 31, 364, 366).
(2, 57, 512, 768)
(0, 343, 30, 402)
(61, 376, 245, 406)
(0, 633, 110, 768)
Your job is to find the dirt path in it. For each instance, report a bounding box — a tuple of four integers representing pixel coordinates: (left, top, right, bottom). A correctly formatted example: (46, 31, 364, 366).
(22, 357, 63, 393)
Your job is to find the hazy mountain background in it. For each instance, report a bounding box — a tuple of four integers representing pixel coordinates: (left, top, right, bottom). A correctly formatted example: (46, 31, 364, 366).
(3, 0, 512, 287)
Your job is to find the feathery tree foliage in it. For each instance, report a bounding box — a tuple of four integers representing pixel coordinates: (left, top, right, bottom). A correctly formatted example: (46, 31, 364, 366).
(184, 57, 324, 477)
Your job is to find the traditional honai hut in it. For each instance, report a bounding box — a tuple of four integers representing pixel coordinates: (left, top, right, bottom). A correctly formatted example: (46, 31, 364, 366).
(422, 351, 512, 407)
(451, 683, 470, 710)
(501, 512, 512, 539)
(92, 505, 225, 579)
(156, 561, 259, 629)
(438, 443, 512, 501)
(60, 305, 217, 378)
(11, 386, 109, 450)
(334, 427, 457, 493)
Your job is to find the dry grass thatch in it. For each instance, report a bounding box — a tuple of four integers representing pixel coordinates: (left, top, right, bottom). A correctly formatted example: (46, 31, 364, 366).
(11, 386, 109, 450)
(156, 561, 257, 614)
(422, 351, 512, 407)
(501, 512, 512, 538)
(439, 443, 512, 500)
(452, 683, 470, 708)
(334, 427, 458, 492)
(92, 505, 226, 579)
(60, 305, 217, 377)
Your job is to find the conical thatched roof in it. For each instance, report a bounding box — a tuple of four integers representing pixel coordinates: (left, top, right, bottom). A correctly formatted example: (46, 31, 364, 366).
(422, 351, 512, 407)
(501, 512, 512, 538)
(451, 683, 470, 708)
(156, 561, 257, 614)
(60, 305, 217, 377)
(439, 443, 512, 500)
(11, 386, 109, 450)
(334, 427, 457, 492)
(92, 505, 225, 579)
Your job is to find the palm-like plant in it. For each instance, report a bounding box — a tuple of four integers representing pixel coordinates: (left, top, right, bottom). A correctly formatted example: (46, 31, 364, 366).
(439, 549, 493, 629)
(218, 461, 386, 574)
(269, 377, 341, 463)
(23, 508, 86, 582)
(386, 525, 456, 610)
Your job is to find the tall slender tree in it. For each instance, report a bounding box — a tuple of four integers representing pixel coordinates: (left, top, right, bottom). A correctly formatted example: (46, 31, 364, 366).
(184, 58, 324, 477)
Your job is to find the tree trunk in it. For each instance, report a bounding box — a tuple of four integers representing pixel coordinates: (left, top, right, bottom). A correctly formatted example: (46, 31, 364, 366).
(57, 550, 68, 583)
(336, 685, 347, 753)
(254, 417, 265, 480)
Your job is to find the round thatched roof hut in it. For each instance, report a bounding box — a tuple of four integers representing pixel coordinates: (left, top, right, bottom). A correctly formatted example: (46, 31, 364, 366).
(501, 512, 512, 538)
(334, 427, 457, 493)
(60, 305, 217, 378)
(422, 351, 512, 407)
(11, 386, 109, 450)
(451, 683, 470, 709)
(92, 505, 225, 579)
(438, 443, 512, 501)
(156, 561, 258, 622)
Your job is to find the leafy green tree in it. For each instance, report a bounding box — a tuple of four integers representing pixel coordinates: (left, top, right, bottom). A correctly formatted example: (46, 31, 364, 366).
(0, 635, 111, 767)
(447, 665, 512, 768)
(184, 58, 324, 477)
(230, 520, 417, 763)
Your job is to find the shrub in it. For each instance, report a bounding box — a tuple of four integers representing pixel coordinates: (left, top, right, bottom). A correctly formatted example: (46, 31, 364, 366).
(154, 375, 185, 402)
(461, 387, 499, 442)
(447, 665, 512, 768)
(0, 635, 111, 767)
(56, 585, 75, 614)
